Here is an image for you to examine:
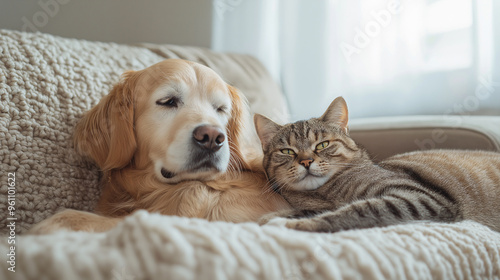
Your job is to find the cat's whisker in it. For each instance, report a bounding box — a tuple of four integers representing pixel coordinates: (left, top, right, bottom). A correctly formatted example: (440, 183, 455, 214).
(322, 163, 364, 168)
(260, 179, 278, 197)
(276, 177, 298, 192)
(264, 176, 294, 195)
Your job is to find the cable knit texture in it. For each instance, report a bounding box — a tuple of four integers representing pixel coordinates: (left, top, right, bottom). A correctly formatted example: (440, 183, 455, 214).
(1, 211, 500, 279)
(1, 30, 499, 280)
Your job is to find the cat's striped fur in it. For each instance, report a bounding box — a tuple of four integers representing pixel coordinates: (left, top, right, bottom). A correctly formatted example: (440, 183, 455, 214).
(254, 97, 500, 232)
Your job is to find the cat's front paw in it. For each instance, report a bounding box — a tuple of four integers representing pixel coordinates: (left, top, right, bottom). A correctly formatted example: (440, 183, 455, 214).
(282, 218, 318, 232)
(282, 218, 336, 233)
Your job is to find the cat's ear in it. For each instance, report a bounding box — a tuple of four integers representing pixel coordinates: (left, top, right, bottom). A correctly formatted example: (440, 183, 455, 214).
(254, 114, 282, 148)
(320, 96, 349, 133)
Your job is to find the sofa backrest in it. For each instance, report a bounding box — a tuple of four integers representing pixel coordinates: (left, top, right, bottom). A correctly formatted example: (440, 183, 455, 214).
(350, 116, 500, 160)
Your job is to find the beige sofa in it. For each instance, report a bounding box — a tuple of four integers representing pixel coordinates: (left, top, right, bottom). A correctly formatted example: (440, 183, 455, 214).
(1, 29, 499, 280)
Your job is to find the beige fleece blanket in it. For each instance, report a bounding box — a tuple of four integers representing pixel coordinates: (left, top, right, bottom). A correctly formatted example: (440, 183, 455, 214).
(1, 30, 499, 280)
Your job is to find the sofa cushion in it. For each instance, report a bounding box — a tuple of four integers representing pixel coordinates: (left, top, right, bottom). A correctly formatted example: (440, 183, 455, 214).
(0, 29, 289, 234)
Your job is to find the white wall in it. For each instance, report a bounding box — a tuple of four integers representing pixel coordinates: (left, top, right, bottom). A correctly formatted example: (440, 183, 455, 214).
(0, 0, 213, 47)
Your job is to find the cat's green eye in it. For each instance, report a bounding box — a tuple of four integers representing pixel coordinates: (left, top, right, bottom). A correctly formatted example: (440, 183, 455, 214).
(315, 141, 329, 150)
(280, 149, 296, 155)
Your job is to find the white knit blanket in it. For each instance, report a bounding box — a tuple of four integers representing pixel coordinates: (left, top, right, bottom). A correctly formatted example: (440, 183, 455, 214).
(1, 211, 499, 279)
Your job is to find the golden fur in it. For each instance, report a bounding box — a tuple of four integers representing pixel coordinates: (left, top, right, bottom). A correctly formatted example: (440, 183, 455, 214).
(29, 59, 289, 234)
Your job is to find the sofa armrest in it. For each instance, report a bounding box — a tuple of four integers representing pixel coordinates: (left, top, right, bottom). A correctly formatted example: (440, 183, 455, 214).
(349, 116, 500, 161)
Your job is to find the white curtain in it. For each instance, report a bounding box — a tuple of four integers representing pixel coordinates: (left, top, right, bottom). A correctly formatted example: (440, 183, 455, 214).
(212, 0, 500, 120)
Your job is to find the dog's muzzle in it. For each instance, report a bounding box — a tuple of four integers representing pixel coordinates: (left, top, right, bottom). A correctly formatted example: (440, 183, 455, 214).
(160, 125, 228, 180)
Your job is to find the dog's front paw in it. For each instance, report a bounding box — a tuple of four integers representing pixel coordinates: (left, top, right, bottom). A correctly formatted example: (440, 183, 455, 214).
(28, 211, 73, 235)
(27, 209, 120, 235)
(263, 217, 317, 232)
(264, 217, 290, 227)
(258, 212, 283, 225)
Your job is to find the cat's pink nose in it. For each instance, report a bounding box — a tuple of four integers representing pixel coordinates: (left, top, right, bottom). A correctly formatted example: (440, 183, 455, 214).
(299, 158, 314, 168)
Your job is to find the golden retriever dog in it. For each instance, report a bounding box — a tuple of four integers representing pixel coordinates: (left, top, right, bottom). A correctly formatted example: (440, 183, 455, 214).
(29, 59, 290, 234)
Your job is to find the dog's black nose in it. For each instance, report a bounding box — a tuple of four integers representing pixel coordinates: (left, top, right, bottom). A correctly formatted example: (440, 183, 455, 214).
(192, 125, 225, 152)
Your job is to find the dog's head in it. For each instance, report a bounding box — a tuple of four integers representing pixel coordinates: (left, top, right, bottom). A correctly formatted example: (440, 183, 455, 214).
(74, 59, 250, 183)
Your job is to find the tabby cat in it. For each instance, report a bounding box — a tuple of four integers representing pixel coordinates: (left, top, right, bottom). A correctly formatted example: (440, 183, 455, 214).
(254, 97, 500, 232)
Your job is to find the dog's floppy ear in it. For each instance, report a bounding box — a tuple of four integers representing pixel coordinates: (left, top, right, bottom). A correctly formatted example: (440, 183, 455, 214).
(74, 71, 138, 171)
(226, 85, 251, 171)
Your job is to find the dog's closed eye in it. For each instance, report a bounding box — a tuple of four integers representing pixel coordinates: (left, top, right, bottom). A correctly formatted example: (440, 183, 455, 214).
(156, 96, 181, 108)
(216, 105, 228, 114)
